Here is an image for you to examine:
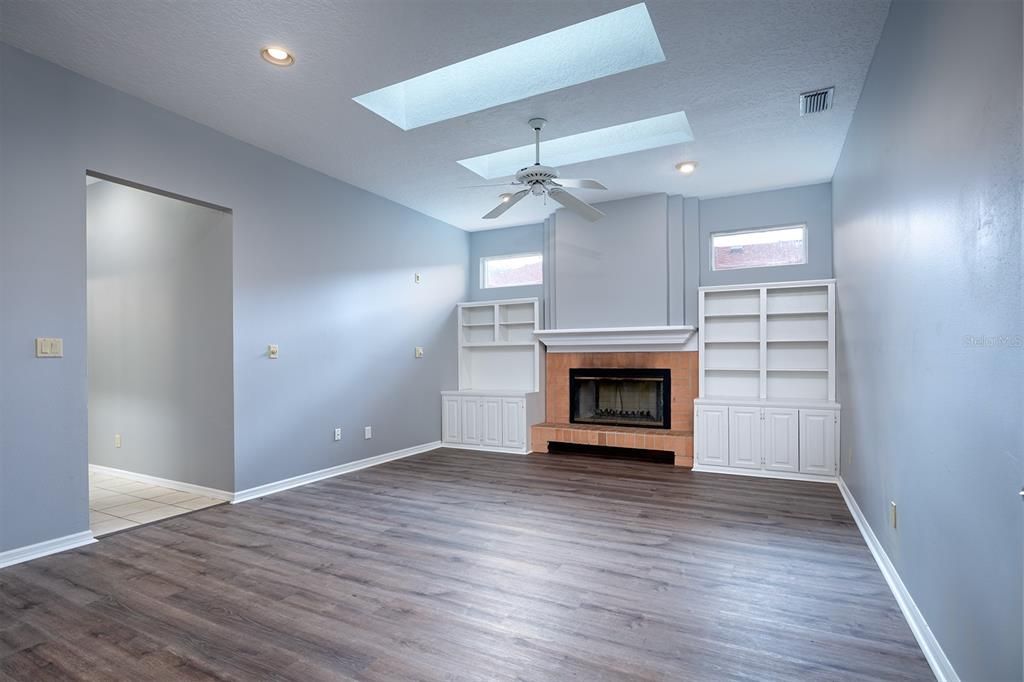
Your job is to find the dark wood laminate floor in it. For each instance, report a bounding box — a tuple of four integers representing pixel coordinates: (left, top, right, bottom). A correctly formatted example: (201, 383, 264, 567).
(0, 448, 932, 681)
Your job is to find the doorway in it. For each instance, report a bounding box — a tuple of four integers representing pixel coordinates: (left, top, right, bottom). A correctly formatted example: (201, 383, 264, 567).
(85, 174, 234, 536)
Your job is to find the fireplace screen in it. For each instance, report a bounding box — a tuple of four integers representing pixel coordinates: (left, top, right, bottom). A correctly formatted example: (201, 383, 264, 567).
(569, 368, 671, 429)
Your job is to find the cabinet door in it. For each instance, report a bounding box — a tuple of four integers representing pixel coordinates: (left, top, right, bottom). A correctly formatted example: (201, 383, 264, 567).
(461, 398, 481, 445)
(697, 405, 729, 466)
(728, 406, 762, 469)
(481, 398, 503, 447)
(763, 408, 799, 472)
(441, 396, 461, 444)
(501, 398, 525, 449)
(800, 409, 836, 475)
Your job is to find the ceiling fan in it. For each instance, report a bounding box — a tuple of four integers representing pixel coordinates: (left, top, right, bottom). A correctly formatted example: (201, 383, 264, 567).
(478, 118, 607, 222)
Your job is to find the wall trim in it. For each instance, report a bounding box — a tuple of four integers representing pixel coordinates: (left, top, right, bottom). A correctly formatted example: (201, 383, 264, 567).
(535, 325, 697, 353)
(0, 531, 96, 570)
(837, 477, 959, 682)
(692, 463, 836, 484)
(231, 441, 442, 504)
(89, 464, 234, 501)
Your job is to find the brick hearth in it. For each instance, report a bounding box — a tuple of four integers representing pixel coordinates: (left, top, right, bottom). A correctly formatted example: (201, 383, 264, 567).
(531, 351, 698, 467)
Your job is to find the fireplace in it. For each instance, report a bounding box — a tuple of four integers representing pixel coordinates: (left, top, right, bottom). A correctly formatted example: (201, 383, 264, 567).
(569, 368, 671, 429)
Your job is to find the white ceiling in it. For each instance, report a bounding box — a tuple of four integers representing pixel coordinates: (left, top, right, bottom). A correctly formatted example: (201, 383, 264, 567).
(0, 0, 890, 230)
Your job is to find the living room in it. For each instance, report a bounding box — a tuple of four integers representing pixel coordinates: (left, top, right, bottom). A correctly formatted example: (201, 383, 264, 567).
(0, 1, 1021, 680)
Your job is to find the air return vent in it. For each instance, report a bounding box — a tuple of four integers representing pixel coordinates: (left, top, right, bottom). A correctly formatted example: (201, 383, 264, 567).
(799, 87, 834, 115)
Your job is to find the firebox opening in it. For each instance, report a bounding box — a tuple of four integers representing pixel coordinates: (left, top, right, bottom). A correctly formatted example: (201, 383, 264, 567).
(569, 368, 671, 429)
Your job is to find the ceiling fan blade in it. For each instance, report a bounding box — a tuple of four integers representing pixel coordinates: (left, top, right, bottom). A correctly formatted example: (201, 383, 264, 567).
(459, 182, 518, 189)
(548, 187, 605, 222)
(482, 189, 529, 219)
(551, 178, 607, 190)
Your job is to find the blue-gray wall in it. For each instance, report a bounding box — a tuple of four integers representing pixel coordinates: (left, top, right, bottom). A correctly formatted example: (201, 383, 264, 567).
(0, 44, 469, 552)
(468, 223, 544, 302)
(699, 182, 833, 286)
(474, 186, 829, 329)
(87, 181, 235, 491)
(551, 194, 677, 329)
(831, 1, 1023, 679)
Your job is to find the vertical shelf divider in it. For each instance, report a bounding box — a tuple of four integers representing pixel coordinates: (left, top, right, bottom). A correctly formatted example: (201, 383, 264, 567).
(759, 288, 768, 400)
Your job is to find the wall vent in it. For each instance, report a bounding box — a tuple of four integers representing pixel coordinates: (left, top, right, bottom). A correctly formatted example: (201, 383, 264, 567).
(799, 87, 834, 116)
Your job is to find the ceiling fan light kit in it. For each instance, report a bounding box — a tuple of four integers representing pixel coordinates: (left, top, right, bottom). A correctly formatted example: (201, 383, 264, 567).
(481, 118, 608, 222)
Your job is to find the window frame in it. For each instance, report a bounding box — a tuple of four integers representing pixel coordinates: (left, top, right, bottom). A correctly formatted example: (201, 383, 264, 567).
(709, 224, 809, 272)
(480, 251, 544, 289)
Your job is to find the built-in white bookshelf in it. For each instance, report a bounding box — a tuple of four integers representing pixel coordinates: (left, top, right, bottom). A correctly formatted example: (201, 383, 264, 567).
(695, 280, 839, 480)
(699, 280, 835, 402)
(457, 299, 542, 391)
(443, 298, 545, 455)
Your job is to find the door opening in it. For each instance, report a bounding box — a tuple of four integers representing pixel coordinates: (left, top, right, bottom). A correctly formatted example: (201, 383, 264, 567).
(86, 173, 234, 537)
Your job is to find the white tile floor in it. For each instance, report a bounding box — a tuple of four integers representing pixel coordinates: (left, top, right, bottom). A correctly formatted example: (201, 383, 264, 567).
(89, 470, 223, 537)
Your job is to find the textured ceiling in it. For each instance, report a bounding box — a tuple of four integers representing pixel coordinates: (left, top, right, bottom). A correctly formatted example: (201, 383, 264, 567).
(0, 0, 890, 230)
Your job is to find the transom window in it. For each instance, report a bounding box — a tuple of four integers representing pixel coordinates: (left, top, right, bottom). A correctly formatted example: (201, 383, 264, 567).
(481, 253, 543, 289)
(711, 225, 808, 271)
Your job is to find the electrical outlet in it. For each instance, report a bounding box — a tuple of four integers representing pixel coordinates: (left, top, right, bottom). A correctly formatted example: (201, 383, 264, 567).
(889, 501, 897, 529)
(414, 272, 422, 284)
(334, 427, 342, 442)
(415, 346, 424, 358)
(267, 344, 279, 359)
(364, 426, 372, 440)
(114, 433, 122, 448)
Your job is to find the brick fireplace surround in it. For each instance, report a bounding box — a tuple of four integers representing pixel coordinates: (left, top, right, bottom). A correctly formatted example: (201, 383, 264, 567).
(531, 351, 698, 466)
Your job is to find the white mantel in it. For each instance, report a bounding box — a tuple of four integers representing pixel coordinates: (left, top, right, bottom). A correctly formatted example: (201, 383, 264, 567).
(533, 325, 698, 353)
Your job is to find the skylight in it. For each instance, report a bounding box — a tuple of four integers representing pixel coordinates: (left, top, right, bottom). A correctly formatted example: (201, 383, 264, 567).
(352, 3, 665, 130)
(457, 111, 694, 179)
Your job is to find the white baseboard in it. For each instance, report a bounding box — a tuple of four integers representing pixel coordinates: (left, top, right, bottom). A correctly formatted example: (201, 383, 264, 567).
(837, 477, 959, 682)
(89, 464, 233, 501)
(231, 441, 442, 504)
(692, 463, 837, 484)
(0, 530, 96, 570)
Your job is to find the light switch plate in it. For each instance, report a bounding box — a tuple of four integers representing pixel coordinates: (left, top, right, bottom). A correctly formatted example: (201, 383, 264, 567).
(35, 337, 63, 358)
(364, 426, 372, 440)
(414, 273, 422, 284)
(415, 346, 424, 358)
(268, 344, 279, 359)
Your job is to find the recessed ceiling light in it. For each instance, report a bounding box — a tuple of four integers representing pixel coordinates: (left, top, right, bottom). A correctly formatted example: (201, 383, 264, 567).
(675, 161, 698, 174)
(261, 46, 294, 66)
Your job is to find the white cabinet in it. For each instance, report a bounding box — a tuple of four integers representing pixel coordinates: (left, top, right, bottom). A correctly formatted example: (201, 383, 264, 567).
(799, 409, 837, 476)
(441, 392, 539, 454)
(695, 400, 839, 479)
(441, 298, 545, 455)
(763, 408, 799, 473)
(728, 406, 762, 469)
(481, 397, 503, 448)
(501, 399, 525, 449)
(695, 279, 840, 481)
(461, 399, 481, 445)
(696, 405, 729, 466)
(442, 395, 461, 443)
